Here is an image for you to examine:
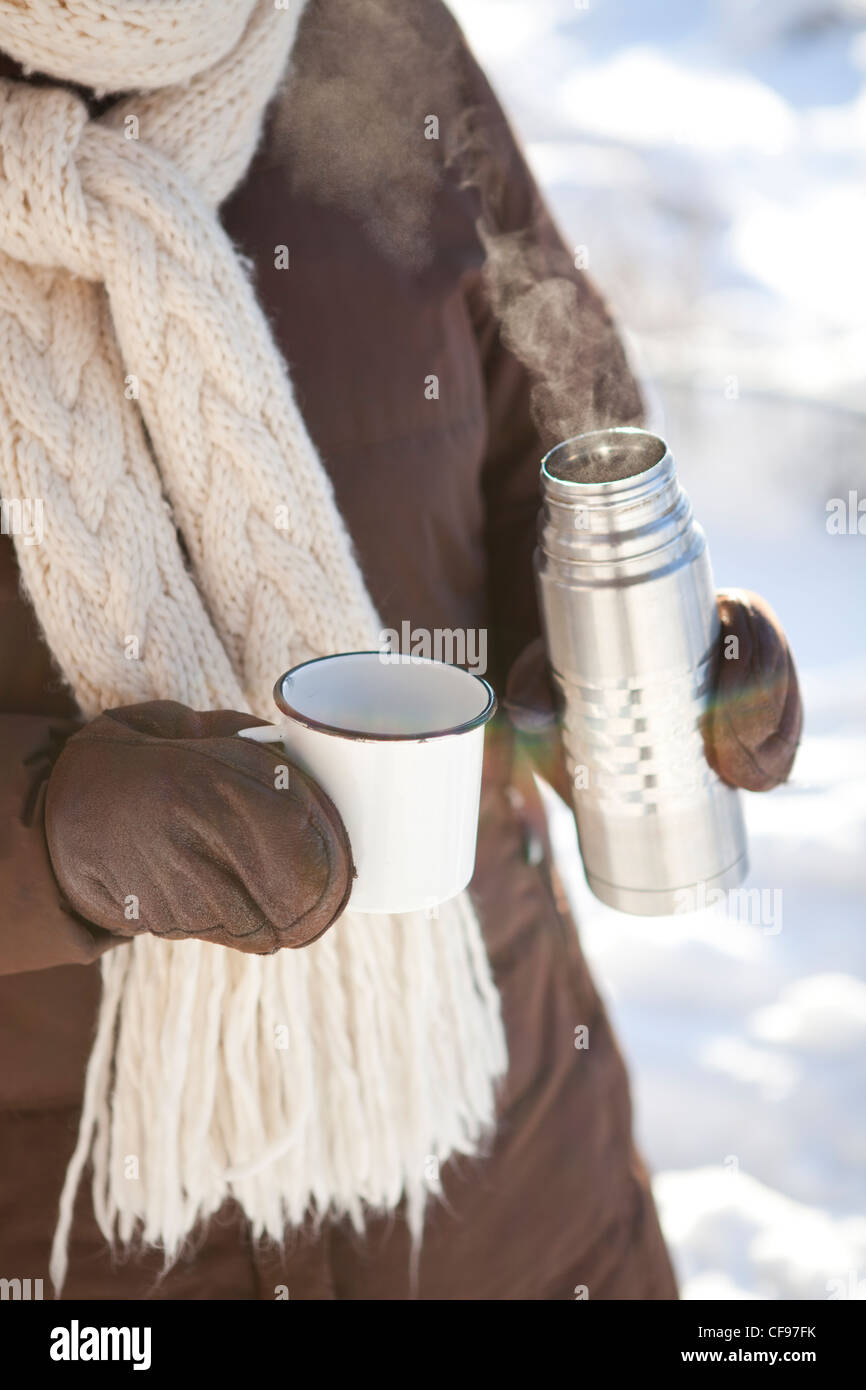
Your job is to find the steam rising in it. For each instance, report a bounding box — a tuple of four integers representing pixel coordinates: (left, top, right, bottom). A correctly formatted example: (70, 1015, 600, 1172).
(477, 226, 609, 444)
(272, 0, 447, 269)
(272, 0, 641, 440)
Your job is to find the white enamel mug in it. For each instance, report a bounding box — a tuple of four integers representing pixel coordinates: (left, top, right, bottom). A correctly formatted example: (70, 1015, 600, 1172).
(238, 652, 496, 915)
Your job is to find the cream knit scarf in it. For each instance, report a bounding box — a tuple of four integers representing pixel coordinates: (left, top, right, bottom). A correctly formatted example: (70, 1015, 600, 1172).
(0, 0, 506, 1292)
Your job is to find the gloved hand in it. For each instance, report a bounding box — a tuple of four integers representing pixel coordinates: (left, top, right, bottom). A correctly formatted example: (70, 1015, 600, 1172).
(703, 589, 802, 792)
(44, 701, 354, 954)
(504, 590, 802, 796)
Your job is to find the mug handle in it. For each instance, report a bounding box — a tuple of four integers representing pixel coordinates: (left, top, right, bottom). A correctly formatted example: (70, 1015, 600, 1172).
(236, 723, 293, 746)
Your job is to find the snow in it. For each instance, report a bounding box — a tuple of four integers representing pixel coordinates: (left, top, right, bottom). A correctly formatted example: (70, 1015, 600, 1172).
(558, 49, 799, 154)
(450, 0, 866, 1300)
(653, 1168, 866, 1301)
(453, 0, 866, 410)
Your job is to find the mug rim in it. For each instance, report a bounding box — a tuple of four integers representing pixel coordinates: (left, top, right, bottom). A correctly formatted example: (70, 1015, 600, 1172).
(272, 651, 497, 743)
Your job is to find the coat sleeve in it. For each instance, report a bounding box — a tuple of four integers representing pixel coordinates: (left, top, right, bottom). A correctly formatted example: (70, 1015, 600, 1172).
(0, 714, 120, 975)
(455, 36, 645, 694)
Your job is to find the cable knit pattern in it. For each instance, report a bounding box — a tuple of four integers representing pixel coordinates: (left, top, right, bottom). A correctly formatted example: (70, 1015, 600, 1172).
(0, 0, 506, 1291)
(0, 0, 260, 92)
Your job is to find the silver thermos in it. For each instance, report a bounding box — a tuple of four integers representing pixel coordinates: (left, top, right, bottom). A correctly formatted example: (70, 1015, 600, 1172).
(535, 427, 748, 915)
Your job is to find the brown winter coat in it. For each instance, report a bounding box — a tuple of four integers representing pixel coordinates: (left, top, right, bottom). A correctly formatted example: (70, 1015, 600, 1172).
(0, 2, 677, 1299)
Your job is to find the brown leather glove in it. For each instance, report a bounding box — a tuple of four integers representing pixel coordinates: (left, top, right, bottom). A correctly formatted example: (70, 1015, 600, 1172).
(504, 590, 802, 797)
(44, 701, 355, 955)
(703, 589, 802, 792)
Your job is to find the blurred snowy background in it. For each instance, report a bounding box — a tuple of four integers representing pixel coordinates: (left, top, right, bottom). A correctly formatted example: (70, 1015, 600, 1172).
(449, 0, 866, 1299)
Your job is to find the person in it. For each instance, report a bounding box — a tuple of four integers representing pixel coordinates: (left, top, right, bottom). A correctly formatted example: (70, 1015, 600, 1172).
(0, 0, 800, 1300)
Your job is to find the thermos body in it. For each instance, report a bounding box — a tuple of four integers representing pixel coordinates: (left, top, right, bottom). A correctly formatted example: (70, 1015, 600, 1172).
(535, 428, 748, 916)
